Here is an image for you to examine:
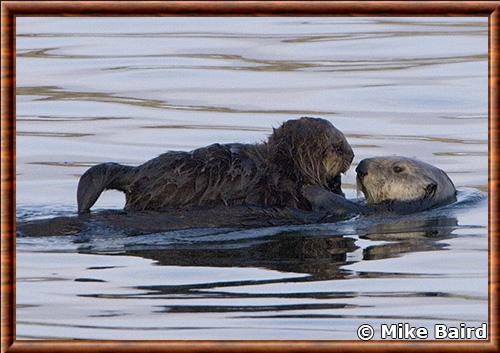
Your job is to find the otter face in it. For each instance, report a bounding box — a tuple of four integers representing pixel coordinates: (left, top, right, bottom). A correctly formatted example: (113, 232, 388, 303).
(268, 117, 354, 194)
(321, 130, 355, 176)
(316, 122, 353, 196)
(356, 156, 456, 206)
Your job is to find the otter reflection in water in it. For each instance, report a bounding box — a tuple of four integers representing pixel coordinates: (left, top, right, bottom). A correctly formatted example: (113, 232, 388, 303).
(78, 216, 458, 285)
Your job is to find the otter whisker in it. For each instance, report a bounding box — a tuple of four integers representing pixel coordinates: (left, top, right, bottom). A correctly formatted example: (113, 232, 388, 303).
(356, 178, 363, 199)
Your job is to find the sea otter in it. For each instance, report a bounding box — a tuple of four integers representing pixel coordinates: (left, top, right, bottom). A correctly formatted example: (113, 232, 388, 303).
(303, 156, 457, 216)
(77, 117, 354, 213)
(356, 156, 457, 207)
(17, 156, 458, 237)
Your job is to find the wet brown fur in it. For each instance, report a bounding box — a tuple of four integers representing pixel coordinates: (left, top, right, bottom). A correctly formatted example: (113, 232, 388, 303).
(77, 117, 354, 213)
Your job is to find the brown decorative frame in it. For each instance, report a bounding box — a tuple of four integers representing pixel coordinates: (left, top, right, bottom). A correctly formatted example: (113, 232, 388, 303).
(1, 1, 499, 352)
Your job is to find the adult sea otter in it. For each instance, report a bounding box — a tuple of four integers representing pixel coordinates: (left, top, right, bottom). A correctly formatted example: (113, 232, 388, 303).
(77, 117, 354, 213)
(304, 156, 457, 216)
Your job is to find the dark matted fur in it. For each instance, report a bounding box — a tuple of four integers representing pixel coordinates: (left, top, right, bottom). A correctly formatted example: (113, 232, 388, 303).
(77, 117, 354, 213)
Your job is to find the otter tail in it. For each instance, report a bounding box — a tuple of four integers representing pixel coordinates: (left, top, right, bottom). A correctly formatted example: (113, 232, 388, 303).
(77, 162, 135, 213)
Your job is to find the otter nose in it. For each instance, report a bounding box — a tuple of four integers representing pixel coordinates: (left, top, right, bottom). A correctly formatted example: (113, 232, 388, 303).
(356, 162, 368, 179)
(357, 170, 367, 179)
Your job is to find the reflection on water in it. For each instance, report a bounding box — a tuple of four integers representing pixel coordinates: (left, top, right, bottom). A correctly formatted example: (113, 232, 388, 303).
(108, 216, 462, 291)
(16, 17, 487, 340)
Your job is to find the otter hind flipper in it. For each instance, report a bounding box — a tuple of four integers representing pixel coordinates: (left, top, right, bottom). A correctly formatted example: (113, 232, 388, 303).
(77, 162, 135, 213)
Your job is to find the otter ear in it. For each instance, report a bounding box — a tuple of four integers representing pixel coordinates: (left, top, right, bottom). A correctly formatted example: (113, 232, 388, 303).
(424, 182, 437, 199)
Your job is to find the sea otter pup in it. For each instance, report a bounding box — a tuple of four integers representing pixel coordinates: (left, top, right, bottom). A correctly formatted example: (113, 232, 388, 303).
(77, 117, 354, 213)
(303, 156, 457, 215)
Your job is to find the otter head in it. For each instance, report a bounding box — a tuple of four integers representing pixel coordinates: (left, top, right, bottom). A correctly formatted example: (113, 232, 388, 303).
(356, 156, 456, 208)
(267, 117, 354, 195)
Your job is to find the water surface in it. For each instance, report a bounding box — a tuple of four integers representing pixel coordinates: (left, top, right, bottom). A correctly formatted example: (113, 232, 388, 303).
(16, 17, 488, 340)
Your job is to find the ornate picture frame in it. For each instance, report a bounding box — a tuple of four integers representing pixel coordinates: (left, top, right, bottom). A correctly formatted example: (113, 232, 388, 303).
(1, 1, 499, 352)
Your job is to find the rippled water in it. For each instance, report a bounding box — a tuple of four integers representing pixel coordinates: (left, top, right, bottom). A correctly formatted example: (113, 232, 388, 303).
(16, 17, 488, 340)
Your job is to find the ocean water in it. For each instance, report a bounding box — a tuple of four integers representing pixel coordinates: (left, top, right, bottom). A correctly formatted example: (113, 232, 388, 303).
(16, 17, 488, 340)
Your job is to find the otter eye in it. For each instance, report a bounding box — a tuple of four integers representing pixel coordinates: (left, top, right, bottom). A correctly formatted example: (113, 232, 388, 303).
(332, 144, 341, 152)
(393, 166, 404, 173)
